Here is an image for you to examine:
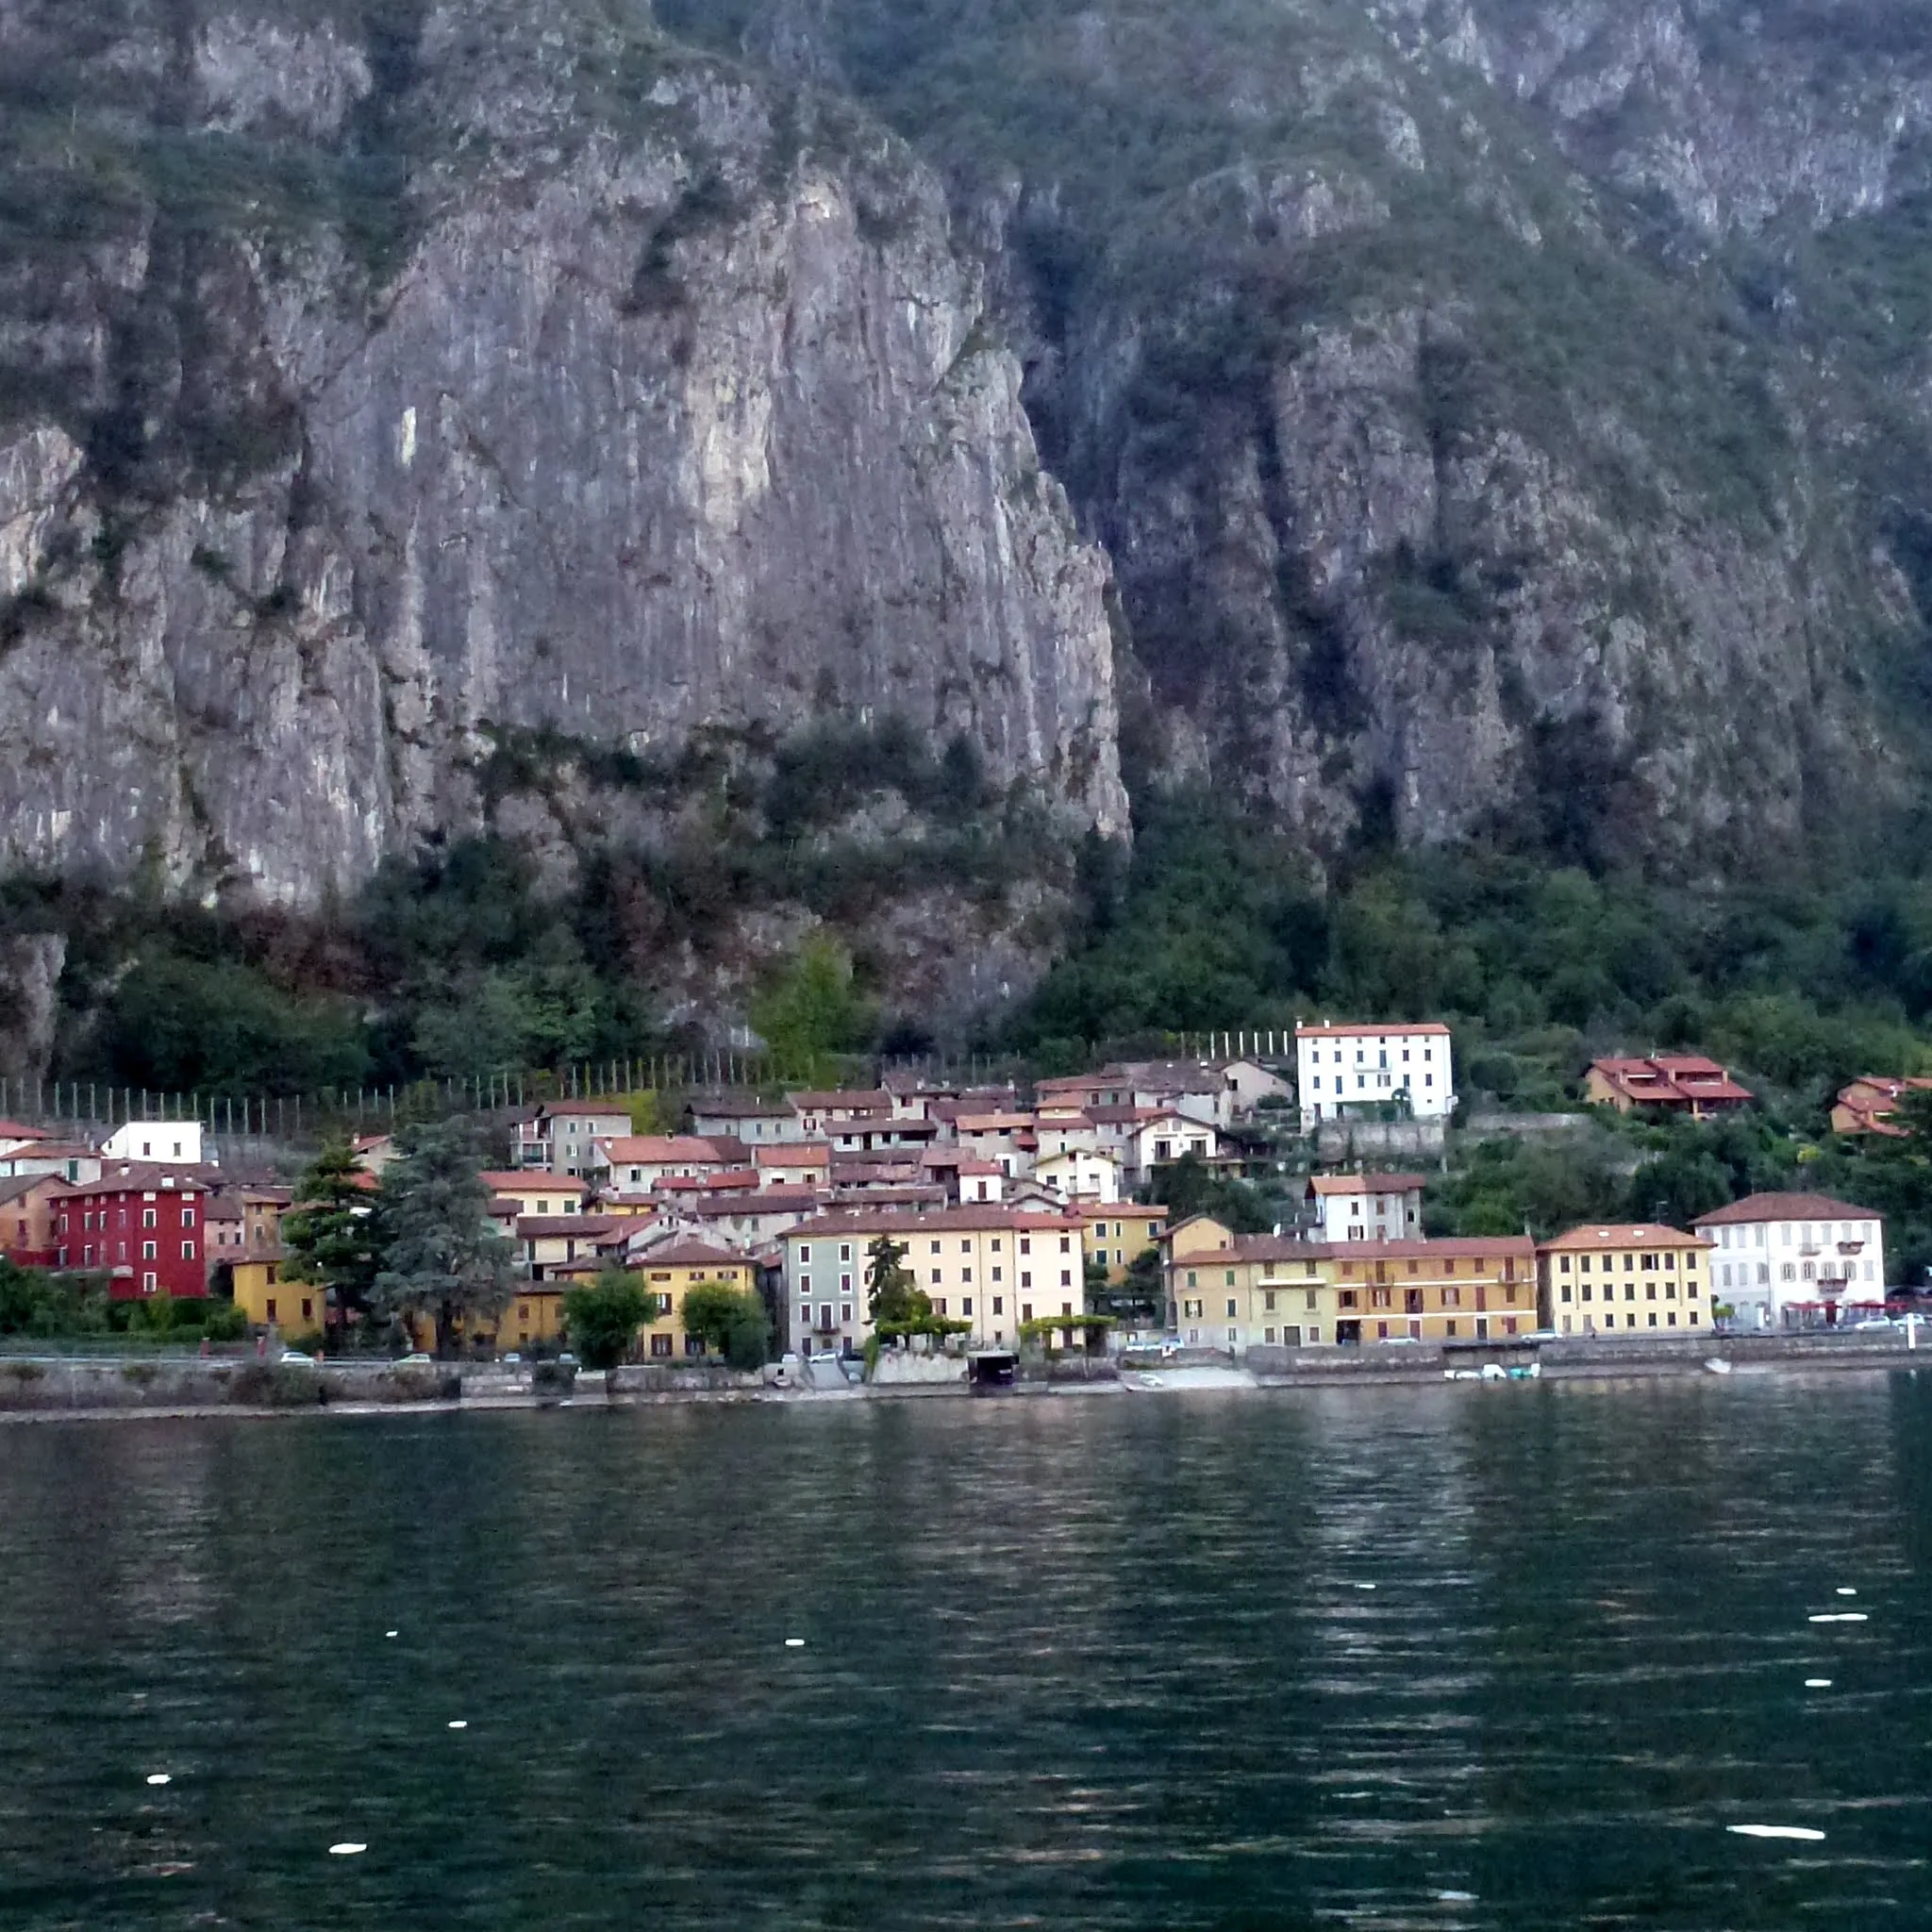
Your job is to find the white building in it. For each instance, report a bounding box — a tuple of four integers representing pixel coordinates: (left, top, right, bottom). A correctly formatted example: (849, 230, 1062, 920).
(102, 1120, 204, 1166)
(1305, 1172, 1426, 1242)
(512, 1105, 635, 1175)
(1296, 1023, 1454, 1127)
(1036, 1147, 1122, 1206)
(1692, 1192, 1887, 1331)
(1126, 1109, 1218, 1188)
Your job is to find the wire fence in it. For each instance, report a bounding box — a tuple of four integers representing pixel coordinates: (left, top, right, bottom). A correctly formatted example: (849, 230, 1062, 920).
(0, 1029, 1296, 1158)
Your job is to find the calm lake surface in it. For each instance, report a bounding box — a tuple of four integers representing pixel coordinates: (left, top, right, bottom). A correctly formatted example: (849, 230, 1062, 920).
(4, 1376, 1932, 1928)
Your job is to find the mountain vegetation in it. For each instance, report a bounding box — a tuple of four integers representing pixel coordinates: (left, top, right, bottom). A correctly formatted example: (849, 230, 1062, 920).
(4, 0, 1932, 1127)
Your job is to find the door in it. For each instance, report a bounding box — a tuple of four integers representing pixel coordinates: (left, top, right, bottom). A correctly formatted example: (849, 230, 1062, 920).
(1336, 1320, 1361, 1347)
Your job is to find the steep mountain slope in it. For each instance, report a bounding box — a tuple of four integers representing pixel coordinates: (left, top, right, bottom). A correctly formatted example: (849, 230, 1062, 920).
(0, 0, 1124, 904)
(682, 0, 1932, 872)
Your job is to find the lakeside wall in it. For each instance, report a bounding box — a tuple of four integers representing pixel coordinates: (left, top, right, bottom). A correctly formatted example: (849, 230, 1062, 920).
(3, 1329, 1924, 1416)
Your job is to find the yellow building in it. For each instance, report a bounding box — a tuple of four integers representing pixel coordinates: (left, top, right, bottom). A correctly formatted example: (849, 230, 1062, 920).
(780, 1208, 1089, 1355)
(1537, 1224, 1712, 1336)
(1162, 1218, 1539, 1351)
(1076, 1203, 1168, 1284)
(232, 1254, 325, 1338)
(499, 1282, 566, 1352)
(1325, 1238, 1536, 1344)
(633, 1240, 759, 1359)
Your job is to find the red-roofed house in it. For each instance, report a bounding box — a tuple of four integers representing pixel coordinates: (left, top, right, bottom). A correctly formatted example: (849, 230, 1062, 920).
(0, 1174, 69, 1268)
(1296, 1022, 1455, 1126)
(1585, 1056, 1753, 1118)
(591, 1136, 728, 1192)
(1692, 1193, 1886, 1329)
(1831, 1076, 1932, 1139)
(1304, 1173, 1427, 1242)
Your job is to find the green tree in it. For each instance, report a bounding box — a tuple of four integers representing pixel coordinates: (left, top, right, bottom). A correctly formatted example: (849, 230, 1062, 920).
(681, 1280, 771, 1369)
(864, 1233, 926, 1330)
(1091, 1247, 1166, 1328)
(1625, 1149, 1736, 1230)
(370, 1122, 515, 1356)
(1150, 1153, 1274, 1233)
(750, 937, 876, 1078)
(562, 1271, 658, 1370)
(0, 1258, 43, 1335)
(281, 1141, 382, 1331)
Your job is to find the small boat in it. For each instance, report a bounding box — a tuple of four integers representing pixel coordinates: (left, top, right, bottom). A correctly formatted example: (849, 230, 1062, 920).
(1705, 1357, 1733, 1375)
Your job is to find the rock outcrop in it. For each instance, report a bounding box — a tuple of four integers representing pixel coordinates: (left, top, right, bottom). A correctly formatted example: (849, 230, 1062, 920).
(697, 0, 1932, 873)
(0, 0, 1124, 904)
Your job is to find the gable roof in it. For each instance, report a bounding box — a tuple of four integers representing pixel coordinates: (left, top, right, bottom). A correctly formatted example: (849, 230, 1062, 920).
(1307, 1172, 1428, 1195)
(0, 1173, 69, 1206)
(1297, 1022, 1452, 1039)
(634, 1240, 755, 1270)
(1692, 1193, 1877, 1227)
(1539, 1224, 1711, 1252)
(592, 1136, 726, 1165)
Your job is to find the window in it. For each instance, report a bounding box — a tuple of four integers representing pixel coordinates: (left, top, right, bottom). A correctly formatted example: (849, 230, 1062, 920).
(1226, 1298, 1238, 1318)
(992, 1297, 1003, 1315)
(142, 1272, 157, 1292)
(962, 1297, 973, 1317)
(142, 1208, 158, 1229)
(651, 1334, 673, 1357)
(142, 1241, 157, 1261)
(266, 1298, 277, 1322)
(181, 1241, 195, 1261)
(182, 1207, 195, 1228)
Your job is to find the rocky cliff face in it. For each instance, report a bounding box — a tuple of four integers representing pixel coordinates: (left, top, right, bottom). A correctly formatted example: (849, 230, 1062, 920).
(4, 0, 1930, 914)
(0, 0, 1124, 905)
(688, 0, 1932, 873)
(1028, 0, 1932, 868)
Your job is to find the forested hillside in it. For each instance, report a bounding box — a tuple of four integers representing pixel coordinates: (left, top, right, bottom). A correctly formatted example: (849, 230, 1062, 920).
(6, 0, 1932, 1094)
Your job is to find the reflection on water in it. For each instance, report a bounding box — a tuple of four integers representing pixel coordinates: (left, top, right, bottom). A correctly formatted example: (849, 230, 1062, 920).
(4, 1376, 1932, 1926)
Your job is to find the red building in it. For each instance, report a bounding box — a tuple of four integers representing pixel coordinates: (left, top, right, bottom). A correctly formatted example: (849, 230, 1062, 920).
(57, 1169, 210, 1300)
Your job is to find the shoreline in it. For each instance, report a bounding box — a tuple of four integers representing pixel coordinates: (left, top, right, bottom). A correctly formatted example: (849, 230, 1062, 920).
(1, 1337, 1923, 1424)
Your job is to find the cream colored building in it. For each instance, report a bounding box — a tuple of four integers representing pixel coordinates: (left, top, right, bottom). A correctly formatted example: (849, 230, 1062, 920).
(1537, 1224, 1712, 1337)
(1163, 1217, 1537, 1352)
(780, 1207, 1088, 1356)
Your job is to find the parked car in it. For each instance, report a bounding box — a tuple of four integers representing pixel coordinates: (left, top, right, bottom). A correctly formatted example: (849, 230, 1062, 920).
(278, 1350, 314, 1366)
(394, 1352, 433, 1367)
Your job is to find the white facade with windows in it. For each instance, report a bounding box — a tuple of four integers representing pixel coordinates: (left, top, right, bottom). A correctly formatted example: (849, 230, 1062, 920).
(1295, 1024, 1454, 1127)
(1693, 1193, 1886, 1330)
(102, 1120, 204, 1166)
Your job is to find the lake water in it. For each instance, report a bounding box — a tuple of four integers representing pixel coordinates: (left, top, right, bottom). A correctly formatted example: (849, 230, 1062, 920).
(4, 1375, 1932, 1927)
